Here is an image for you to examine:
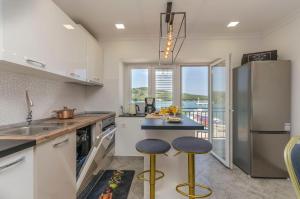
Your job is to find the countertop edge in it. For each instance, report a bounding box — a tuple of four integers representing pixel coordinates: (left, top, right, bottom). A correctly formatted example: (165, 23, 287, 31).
(141, 126, 204, 130)
(0, 112, 116, 145)
(0, 140, 36, 159)
(140, 116, 205, 131)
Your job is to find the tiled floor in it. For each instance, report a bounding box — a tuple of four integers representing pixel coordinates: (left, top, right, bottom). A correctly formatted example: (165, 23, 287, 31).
(110, 155, 296, 199)
(195, 154, 296, 199)
(108, 156, 144, 199)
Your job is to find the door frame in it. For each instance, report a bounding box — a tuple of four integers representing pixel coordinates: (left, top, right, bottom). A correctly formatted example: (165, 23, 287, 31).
(208, 55, 233, 169)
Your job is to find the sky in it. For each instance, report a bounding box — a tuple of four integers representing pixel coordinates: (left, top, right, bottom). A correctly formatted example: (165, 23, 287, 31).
(132, 69, 148, 88)
(182, 67, 208, 95)
(132, 67, 225, 96)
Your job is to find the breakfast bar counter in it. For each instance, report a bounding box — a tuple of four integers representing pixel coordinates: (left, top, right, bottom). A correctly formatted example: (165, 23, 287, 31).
(141, 116, 205, 199)
(141, 115, 204, 130)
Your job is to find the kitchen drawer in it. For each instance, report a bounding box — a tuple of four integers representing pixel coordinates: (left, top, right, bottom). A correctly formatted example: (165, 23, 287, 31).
(0, 148, 34, 199)
(34, 133, 76, 199)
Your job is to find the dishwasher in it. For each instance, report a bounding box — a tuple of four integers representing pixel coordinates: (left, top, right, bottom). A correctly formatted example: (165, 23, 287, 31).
(76, 116, 116, 193)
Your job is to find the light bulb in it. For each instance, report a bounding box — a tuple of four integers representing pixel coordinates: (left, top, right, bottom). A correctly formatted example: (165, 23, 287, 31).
(165, 51, 169, 55)
(164, 55, 168, 59)
(166, 47, 170, 51)
(167, 41, 172, 46)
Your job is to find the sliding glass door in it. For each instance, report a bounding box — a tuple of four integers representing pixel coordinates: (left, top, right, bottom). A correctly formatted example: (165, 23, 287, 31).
(209, 60, 231, 167)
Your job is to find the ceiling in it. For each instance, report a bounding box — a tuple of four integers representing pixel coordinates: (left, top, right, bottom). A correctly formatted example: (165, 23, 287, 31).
(53, 0, 300, 40)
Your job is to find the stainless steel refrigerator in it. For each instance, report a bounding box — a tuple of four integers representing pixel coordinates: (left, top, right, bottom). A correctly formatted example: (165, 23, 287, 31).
(233, 60, 291, 178)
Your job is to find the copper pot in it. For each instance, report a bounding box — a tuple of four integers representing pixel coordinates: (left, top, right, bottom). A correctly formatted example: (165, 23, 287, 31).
(53, 107, 76, 119)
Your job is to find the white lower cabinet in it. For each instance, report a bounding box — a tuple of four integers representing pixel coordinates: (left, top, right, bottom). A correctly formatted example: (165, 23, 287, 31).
(0, 148, 34, 199)
(0, 133, 77, 199)
(34, 133, 76, 199)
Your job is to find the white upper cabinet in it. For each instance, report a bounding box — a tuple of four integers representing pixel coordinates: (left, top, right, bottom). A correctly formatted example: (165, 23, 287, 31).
(65, 24, 87, 81)
(94, 42, 104, 84)
(79, 25, 103, 85)
(87, 35, 103, 84)
(1, 0, 51, 72)
(0, 0, 93, 84)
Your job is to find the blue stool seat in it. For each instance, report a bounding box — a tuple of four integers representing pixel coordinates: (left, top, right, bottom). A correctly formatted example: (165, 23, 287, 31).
(172, 136, 212, 154)
(291, 144, 300, 181)
(136, 139, 171, 154)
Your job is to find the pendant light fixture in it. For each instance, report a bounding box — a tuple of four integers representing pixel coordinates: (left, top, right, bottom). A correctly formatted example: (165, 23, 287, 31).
(159, 2, 186, 65)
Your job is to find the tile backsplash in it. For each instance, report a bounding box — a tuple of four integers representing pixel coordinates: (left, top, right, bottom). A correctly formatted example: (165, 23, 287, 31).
(0, 70, 86, 126)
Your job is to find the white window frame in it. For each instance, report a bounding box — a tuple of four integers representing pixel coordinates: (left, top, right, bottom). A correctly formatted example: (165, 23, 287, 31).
(153, 66, 178, 108)
(179, 65, 209, 108)
(124, 65, 151, 107)
(124, 64, 180, 108)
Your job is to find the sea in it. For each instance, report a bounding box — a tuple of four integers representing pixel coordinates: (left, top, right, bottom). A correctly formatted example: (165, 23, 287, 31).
(156, 100, 208, 110)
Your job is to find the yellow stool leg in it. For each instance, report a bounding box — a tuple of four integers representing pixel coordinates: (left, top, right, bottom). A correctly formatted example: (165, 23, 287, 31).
(150, 154, 156, 199)
(188, 153, 195, 199)
(176, 152, 212, 198)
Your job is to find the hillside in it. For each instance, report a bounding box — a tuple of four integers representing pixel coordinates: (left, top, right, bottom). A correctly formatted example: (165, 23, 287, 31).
(131, 87, 209, 102)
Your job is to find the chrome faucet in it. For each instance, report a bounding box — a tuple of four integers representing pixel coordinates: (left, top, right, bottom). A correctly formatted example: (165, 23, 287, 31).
(25, 90, 34, 125)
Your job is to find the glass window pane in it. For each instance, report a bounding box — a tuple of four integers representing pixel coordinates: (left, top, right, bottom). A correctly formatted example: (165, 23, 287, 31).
(131, 69, 148, 103)
(155, 69, 173, 109)
(211, 64, 226, 159)
(181, 66, 208, 129)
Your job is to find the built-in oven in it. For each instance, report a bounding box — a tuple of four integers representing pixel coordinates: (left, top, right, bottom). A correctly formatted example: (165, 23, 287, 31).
(76, 116, 116, 193)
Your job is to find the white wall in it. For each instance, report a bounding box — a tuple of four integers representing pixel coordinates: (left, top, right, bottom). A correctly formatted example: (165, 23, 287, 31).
(262, 13, 300, 135)
(0, 69, 86, 126)
(85, 36, 263, 113)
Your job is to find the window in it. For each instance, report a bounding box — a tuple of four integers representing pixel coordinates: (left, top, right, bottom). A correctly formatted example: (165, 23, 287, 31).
(127, 66, 176, 109)
(181, 66, 209, 129)
(155, 69, 173, 109)
(131, 69, 149, 103)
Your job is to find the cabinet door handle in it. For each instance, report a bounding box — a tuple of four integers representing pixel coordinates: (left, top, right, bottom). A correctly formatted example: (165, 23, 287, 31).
(89, 80, 99, 84)
(70, 73, 80, 78)
(53, 138, 69, 148)
(0, 157, 25, 173)
(24, 58, 46, 68)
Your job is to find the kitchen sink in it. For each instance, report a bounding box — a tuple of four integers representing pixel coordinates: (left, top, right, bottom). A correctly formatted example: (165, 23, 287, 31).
(0, 122, 77, 136)
(0, 125, 60, 136)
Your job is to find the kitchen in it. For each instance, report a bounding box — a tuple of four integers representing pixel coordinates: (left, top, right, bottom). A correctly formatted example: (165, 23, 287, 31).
(1, 0, 300, 199)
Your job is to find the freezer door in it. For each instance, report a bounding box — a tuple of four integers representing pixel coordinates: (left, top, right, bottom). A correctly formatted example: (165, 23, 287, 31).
(251, 61, 291, 131)
(251, 131, 289, 178)
(233, 64, 251, 174)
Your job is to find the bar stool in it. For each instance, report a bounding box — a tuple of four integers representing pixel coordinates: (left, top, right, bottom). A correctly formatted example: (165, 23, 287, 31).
(172, 136, 213, 199)
(136, 139, 171, 199)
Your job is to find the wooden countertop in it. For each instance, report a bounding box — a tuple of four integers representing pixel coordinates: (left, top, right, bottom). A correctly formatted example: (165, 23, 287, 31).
(0, 113, 115, 144)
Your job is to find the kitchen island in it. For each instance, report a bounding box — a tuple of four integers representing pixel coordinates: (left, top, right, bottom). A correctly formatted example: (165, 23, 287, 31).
(141, 116, 205, 199)
(141, 115, 204, 130)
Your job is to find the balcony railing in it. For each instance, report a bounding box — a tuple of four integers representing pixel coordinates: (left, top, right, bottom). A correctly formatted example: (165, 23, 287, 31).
(182, 108, 226, 139)
(182, 108, 209, 129)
